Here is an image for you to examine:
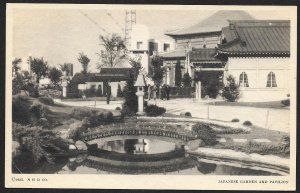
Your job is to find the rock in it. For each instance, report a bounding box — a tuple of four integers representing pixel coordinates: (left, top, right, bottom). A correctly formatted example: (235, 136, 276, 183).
(187, 139, 202, 150)
(67, 139, 75, 144)
(69, 144, 77, 150)
(75, 140, 88, 150)
(38, 118, 50, 128)
(69, 157, 76, 162)
(75, 153, 88, 163)
(12, 141, 21, 157)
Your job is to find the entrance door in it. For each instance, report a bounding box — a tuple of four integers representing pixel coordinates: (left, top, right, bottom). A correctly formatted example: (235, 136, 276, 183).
(194, 71, 223, 99)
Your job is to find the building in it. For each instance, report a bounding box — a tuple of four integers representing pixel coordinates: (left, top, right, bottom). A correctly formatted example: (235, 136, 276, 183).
(76, 67, 131, 97)
(161, 11, 291, 102)
(217, 20, 290, 101)
(161, 10, 254, 88)
(129, 24, 174, 75)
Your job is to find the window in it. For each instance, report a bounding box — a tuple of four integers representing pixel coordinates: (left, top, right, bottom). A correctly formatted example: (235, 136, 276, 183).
(163, 43, 170, 52)
(266, 72, 277, 87)
(137, 41, 143, 50)
(239, 72, 249, 87)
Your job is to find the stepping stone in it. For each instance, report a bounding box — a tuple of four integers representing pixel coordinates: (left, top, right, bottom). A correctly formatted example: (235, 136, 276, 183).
(253, 139, 271, 143)
(217, 138, 226, 143)
(233, 138, 247, 143)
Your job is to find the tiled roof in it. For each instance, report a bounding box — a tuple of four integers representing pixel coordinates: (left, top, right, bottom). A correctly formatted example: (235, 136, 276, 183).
(189, 48, 222, 63)
(160, 49, 186, 59)
(165, 11, 254, 36)
(218, 20, 290, 55)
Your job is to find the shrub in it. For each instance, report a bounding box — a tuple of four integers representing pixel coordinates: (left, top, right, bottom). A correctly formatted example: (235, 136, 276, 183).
(222, 75, 239, 102)
(180, 112, 192, 117)
(117, 84, 123, 97)
(281, 99, 290, 106)
(243, 120, 252, 126)
(12, 95, 32, 124)
(145, 105, 166, 117)
(70, 108, 114, 127)
(12, 123, 69, 163)
(231, 118, 240, 122)
(38, 96, 54, 105)
(26, 83, 39, 98)
(115, 107, 122, 111)
(192, 123, 217, 146)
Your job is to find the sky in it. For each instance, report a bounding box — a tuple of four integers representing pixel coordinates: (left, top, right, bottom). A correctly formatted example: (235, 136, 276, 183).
(10, 5, 292, 74)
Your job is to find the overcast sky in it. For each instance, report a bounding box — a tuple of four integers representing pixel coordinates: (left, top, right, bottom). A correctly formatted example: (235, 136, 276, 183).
(10, 5, 292, 73)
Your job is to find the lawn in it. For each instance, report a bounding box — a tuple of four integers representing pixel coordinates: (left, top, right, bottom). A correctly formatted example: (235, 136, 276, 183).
(213, 125, 290, 158)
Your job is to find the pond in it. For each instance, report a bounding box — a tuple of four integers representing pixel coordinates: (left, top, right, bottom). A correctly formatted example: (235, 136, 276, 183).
(13, 137, 288, 176)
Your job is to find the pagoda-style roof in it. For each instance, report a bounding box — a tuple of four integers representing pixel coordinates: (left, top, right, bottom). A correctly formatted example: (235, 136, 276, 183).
(189, 48, 222, 63)
(160, 49, 186, 59)
(218, 20, 290, 56)
(165, 10, 254, 36)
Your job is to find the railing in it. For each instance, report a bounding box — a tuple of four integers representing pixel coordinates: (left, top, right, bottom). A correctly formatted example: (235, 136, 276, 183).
(81, 127, 198, 142)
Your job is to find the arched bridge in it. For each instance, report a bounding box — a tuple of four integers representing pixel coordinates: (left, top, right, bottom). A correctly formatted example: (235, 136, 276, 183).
(81, 127, 198, 143)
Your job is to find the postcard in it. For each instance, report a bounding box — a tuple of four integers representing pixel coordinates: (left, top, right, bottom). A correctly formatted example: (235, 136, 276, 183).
(5, 3, 297, 190)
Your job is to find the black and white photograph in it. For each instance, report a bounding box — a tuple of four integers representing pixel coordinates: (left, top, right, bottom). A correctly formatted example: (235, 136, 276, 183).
(5, 4, 297, 190)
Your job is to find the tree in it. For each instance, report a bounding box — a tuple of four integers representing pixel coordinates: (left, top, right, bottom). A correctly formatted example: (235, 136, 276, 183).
(28, 57, 48, 84)
(48, 67, 62, 85)
(77, 52, 90, 74)
(182, 72, 192, 87)
(151, 55, 165, 86)
(97, 33, 127, 69)
(59, 63, 73, 76)
(12, 58, 22, 76)
(222, 75, 240, 102)
(12, 73, 24, 95)
(175, 60, 182, 87)
(122, 59, 142, 115)
(117, 84, 123, 97)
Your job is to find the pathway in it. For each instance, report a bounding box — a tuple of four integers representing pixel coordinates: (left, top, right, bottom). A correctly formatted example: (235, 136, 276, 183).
(54, 98, 290, 133)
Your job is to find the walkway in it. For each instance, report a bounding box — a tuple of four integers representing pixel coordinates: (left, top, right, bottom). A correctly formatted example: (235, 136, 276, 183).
(148, 99, 290, 133)
(54, 98, 290, 133)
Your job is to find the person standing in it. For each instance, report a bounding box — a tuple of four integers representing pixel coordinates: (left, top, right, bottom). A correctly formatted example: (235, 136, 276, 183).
(147, 84, 152, 101)
(166, 85, 171, 100)
(106, 81, 111, 104)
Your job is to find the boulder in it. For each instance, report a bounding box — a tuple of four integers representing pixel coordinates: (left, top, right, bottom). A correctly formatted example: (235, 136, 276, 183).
(69, 144, 77, 150)
(38, 118, 50, 128)
(12, 141, 21, 157)
(186, 139, 202, 151)
(75, 140, 88, 150)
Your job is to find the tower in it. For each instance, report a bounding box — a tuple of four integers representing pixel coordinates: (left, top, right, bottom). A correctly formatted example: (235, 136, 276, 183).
(125, 10, 136, 49)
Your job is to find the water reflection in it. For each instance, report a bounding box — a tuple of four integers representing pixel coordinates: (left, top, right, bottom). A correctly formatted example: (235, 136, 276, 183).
(13, 138, 288, 176)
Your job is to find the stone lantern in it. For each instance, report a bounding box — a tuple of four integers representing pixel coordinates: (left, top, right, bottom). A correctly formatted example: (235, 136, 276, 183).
(61, 71, 68, 98)
(134, 72, 146, 115)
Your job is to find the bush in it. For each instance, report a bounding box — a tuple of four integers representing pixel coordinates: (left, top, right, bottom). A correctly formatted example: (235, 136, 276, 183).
(180, 112, 192, 117)
(281, 99, 290, 106)
(243, 120, 252, 126)
(12, 95, 32, 124)
(70, 108, 114, 127)
(38, 97, 54, 105)
(145, 105, 166, 117)
(231, 118, 240, 122)
(115, 107, 122, 111)
(26, 83, 39, 98)
(222, 75, 239, 102)
(192, 123, 217, 146)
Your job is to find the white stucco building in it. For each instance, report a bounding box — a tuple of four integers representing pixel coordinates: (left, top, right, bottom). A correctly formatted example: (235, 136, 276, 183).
(218, 20, 290, 101)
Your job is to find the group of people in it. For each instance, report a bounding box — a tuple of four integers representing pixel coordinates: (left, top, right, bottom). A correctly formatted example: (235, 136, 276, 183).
(147, 84, 171, 101)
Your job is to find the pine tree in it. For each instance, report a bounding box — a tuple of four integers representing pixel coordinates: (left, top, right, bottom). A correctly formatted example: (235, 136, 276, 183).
(222, 75, 240, 102)
(175, 60, 182, 87)
(122, 70, 138, 115)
